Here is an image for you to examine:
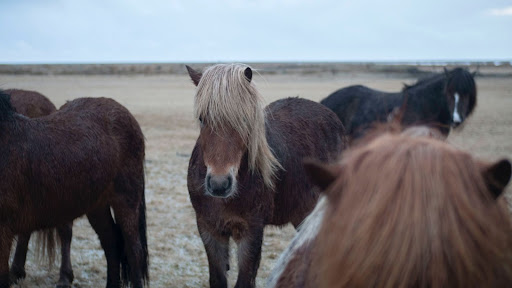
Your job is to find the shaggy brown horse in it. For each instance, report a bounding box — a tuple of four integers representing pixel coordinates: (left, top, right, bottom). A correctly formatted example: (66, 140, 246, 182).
(186, 64, 347, 288)
(0, 90, 148, 288)
(268, 125, 512, 288)
(5, 89, 75, 288)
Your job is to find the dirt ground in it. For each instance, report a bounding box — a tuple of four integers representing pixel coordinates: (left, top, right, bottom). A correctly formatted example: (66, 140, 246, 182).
(1, 71, 511, 287)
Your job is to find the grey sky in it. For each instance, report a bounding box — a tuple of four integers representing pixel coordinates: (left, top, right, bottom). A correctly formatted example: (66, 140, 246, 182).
(1, 0, 511, 63)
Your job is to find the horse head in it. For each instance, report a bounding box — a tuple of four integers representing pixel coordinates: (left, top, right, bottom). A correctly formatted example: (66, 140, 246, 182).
(187, 64, 279, 198)
(444, 67, 477, 128)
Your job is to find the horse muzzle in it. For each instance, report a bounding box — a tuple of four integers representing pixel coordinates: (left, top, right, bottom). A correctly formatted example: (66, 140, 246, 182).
(205, 174, 235, 198)
(452, 119, 462, 128)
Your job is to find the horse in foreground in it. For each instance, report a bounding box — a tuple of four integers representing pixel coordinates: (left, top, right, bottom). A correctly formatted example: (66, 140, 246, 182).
(268, 125, 512, 288)
(0, 90, 148, 288)
(321, 67, 477, 140)
(5, 89, 75, 288)
(186, 64, 347, 288)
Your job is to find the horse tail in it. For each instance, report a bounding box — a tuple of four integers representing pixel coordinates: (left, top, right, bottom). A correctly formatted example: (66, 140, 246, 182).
(118, 182, 149, 286)
(34, 228, 58, 267)
(118, 222, 129, 286)
(139, 179, 149, 285)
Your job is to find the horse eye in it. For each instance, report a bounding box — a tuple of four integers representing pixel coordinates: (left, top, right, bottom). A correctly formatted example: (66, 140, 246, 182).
(199, 117, 204, 127)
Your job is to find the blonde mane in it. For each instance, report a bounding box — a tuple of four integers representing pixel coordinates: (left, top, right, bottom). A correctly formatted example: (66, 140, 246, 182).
(194, 64, 282, 189)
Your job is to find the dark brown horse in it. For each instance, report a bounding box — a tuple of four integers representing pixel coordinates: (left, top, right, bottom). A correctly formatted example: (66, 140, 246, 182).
(5, 89, 57, 117)
(321, 67, 477, 140)
(186, 64, 347, 288)
(268, 125, 512, 288)
(0, 90, 148, 288)
(5, 89, 74, 288)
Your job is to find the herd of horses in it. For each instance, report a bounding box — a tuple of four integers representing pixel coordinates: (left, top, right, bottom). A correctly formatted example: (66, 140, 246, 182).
(0, 64, 510, 288)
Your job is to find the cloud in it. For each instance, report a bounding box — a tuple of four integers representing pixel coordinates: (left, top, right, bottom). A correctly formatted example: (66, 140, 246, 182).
(487, 6, 512, 16)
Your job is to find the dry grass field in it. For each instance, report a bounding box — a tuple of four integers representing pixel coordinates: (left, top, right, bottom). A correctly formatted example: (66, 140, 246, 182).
(1, 69, 511, 287)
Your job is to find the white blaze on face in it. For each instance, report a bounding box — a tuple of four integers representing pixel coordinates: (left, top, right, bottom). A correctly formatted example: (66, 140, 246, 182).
(452, 93, 462, 124)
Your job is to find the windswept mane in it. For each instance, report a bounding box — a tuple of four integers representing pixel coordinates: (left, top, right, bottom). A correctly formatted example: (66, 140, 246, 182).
(0, 90, 15, 121)
(194, 64, 282, 189)
(402, 71, 445, 92)
(315, 130, 512, 287)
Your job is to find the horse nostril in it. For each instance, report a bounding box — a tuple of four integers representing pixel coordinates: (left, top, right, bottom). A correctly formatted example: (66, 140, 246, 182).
(207, 174, 233, 196)
(224, 176, 232, 190)
(206, 175, 212, 189)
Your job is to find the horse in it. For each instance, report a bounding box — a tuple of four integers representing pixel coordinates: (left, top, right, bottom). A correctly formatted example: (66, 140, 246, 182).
(267, 124, 512, 288)
(0, 90, 149, 288)
(320, 67, 477, 140)
(186, 64, 347, 288)
(5, 89, 57, 117)
(4, 89, 75, 288)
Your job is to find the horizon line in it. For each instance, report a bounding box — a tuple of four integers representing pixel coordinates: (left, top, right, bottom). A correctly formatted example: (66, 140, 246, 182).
(1, 59, 511, 65)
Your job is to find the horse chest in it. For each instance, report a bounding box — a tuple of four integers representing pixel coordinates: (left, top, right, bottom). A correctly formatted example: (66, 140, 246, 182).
(217, 216, 250, 241)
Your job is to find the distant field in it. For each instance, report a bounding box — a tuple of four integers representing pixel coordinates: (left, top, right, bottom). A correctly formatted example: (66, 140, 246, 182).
(1, 62, 511, 77)
(1, 69, 511, 287)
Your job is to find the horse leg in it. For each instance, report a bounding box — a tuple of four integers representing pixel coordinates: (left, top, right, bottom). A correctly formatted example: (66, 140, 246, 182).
(56, 223, 74, 288)
(111, 202, 145, 288)
(87, 206, 122, 288)
(0, 228, 14, 288)
(197, 222, 230, 288)
(234, 225, 264, 288)
(9, 232, 30, 283)
(111, 169, 150, 288)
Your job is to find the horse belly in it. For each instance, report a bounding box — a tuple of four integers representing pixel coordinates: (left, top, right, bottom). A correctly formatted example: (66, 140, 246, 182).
(14, 178, 115, 233)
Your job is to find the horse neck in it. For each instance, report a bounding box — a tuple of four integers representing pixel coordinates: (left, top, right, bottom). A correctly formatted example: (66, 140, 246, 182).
(405, 77, 446, 99)
(253, 117, 282, 190)
(402, 78, 447, 111)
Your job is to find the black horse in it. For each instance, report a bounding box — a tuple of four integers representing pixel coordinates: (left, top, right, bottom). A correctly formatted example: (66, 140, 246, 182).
(321, 67, 477, 140)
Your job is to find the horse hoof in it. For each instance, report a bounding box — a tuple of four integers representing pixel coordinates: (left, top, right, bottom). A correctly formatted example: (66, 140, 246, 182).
(56, 277, 73, 288)
(9, 267, 26, 283)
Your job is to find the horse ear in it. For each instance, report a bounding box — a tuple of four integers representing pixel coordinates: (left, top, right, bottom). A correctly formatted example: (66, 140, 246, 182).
(186, 65, 202, 86)
(443, 67, 449, 76)
(387, 106, 405, 124)
(481, 159, 512, 199)
(244, 67, 252, 82)
(303, 159, 341, 191)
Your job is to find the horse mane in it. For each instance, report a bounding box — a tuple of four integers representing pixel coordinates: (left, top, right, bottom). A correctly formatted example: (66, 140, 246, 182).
(0, 90, 15, 121)
(446, 67, 477, 116)
(314, 129, 512, 287)
(194, 64, 282, 189)
(402, 71, 445, 92)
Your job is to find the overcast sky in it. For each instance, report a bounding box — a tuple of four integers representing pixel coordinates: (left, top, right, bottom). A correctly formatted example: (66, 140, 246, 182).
(1, 0, 511, 63)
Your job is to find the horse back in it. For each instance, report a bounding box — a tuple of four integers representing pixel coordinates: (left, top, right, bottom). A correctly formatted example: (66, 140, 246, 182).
(321, 85, 402, 138)
(266, 97, 347, 226)
(60, 97, 144, 147)
(6, 89, 57, 118)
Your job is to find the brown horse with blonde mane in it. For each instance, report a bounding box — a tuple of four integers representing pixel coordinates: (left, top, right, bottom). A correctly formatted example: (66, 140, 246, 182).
(5, 89, 75, 288)
(186, 64, 347, 288)
(268, 125, 512, 288)
(0, 90, 148, 288)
